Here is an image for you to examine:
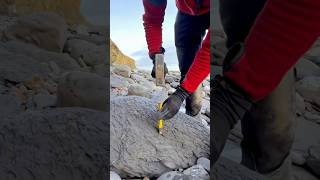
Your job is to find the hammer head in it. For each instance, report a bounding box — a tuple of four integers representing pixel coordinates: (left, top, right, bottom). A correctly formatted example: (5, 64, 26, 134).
(155, 54, 165, 86)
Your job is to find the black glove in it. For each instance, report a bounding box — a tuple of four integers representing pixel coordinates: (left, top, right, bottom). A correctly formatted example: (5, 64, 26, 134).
(150, 47, 168, 78)
(158, 86, 189, 120)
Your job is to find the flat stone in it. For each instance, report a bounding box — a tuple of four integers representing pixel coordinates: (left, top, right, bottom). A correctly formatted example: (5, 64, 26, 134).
(110, 75, 129, 88)
(113, 65, 131, 78)
(131, 73, 145, 83)
(3, 12, 67, 52)
(65, 39, 107, 66)
(128, 84, 152, 98)
(3, 41, 80, 72)
(0, 42, 50, 83)
(57, 71, 107, 111)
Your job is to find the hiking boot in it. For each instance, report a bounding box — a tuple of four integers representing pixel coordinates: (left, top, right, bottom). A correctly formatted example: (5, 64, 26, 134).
(211, 43, 253, 165)
(186, 85, 203, 117)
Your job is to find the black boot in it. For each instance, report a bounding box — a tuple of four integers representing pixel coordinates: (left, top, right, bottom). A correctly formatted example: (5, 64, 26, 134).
(186, 85, 203, 117)
(210, 43, 253, 165)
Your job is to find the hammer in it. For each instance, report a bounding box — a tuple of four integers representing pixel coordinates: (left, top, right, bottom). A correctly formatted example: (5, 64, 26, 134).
(155, 54, 165, 86)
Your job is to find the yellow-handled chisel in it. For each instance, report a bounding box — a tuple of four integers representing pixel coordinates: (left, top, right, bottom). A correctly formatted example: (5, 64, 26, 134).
(157, 102, 164, 135)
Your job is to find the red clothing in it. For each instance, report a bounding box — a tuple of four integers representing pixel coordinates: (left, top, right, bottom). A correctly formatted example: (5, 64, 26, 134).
(180, 32, 210, 93)
(143, 0, 210, 55)
(143, 0, 210, 93)
(144, 0, 320, 100)
(225, 0, 320, 101)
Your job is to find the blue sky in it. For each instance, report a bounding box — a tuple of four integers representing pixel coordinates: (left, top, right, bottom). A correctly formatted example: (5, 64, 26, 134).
(110, 0, 179, 70)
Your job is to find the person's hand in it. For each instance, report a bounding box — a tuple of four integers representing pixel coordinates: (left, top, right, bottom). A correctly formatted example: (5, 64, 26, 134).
(150, 47, 168, 78)
(158, 86, 190, 120)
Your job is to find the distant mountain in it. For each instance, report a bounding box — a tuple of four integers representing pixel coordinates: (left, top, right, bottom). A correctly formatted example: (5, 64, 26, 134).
(110, 40, 136, 69)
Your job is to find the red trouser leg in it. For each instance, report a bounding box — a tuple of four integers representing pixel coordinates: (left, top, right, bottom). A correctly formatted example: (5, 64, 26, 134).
(225, 0, 320, 101)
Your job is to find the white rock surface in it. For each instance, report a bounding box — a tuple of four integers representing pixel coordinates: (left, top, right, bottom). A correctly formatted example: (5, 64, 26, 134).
(183, 164, 210, 180)
(113, 65, 131, 78)
(197, 157, 210, 172)
(110, 171, 121, 180)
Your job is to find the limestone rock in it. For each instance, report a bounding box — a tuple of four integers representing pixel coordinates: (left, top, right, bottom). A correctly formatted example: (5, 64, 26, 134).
(140, 80, 156, 91)
(3, 41, 80, 72)
(3, 12, 67, 52)
(0, 43, 50, 83)
(170, 81, 179, 88)
(307, 145, 320, 177)
(293, 117, 320, 158)
(296, 76, 320, 102)
(33, 94, 57, 109)
(197, 157, 210, 172)
(131, 73, 145, 83)
(295, 58, 320, 80)
(150, 88, 168, 103)
(128, 84, 152, 98)
(110, 171, 122, 180)
(65, 39, 107, 66)
(292, 151, 307, 165)
(296, 92, 305, 116)
(113, 65, 131, 78)
(157, 171, 187, 180)
(110, 96, 209, 178)
(92, 64, 108, 77)
(0, 94, 21, 119)
(110, 75, 129, 88)
(292, 165, 319, 180)
(57, 71, 107, 111)
(68, 34, 106, 46)
(305, 44, 320, 66)
(183, 164, 209, 180)
(165, 75, 178, 84)
(0, 108, 108, 179)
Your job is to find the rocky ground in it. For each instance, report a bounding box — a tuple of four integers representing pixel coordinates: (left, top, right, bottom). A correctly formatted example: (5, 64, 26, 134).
(0, 9, 319, 180)
(0, 12, 110, 179)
